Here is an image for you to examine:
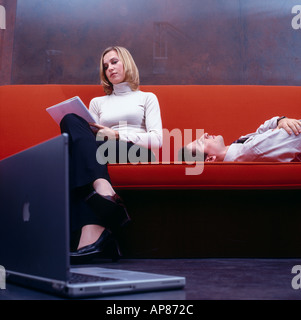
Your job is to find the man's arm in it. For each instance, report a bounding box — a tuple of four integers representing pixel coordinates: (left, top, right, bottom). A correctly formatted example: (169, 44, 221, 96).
(226, 127, 301, 162)
(277, 117, 301, 135)
(254, 116, 301, 135)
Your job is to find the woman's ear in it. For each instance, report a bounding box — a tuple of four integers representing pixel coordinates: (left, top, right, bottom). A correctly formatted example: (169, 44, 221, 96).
(205, 155, 217, 162)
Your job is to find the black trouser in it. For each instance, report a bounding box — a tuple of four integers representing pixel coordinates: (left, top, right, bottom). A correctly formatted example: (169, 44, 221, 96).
(60, 113, 153, 247)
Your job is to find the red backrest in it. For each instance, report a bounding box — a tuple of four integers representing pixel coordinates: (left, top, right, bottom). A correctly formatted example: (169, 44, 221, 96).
(1, 85, 300, 160)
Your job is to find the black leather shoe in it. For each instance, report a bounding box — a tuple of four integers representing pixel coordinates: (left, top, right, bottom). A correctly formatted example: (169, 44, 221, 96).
(70, 229, 121, 263)
(85, 191, 131, 230)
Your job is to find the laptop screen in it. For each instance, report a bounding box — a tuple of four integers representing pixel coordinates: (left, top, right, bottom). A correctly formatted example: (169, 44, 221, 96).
(0, 134, 70, 282)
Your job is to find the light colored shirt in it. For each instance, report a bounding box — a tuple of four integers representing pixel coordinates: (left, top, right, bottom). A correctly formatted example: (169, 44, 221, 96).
(224, 117, 301, 162)
(89, 82, 163, 149)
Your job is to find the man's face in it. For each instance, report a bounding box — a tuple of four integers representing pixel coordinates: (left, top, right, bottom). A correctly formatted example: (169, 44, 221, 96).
(186, 133, 226, 161)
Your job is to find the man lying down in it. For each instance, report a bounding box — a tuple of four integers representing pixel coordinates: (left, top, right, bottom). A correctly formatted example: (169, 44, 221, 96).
(180, 116, 301, 162)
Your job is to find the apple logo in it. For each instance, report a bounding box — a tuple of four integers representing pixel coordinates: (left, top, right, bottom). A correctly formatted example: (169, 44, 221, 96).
(22, 201, 31, 222)
(0, 266, 6, 289)
(0, 265, 5, 290)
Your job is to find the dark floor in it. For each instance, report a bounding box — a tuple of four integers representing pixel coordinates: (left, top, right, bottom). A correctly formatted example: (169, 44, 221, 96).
(1, 258, 301, 300)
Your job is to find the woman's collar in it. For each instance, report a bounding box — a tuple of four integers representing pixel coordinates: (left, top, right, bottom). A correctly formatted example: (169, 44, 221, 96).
(113, 82, 132, 95)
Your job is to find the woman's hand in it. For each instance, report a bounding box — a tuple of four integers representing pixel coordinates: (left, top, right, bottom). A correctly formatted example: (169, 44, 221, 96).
(277, 117, 301, 135)
(89, 123, 119, 140)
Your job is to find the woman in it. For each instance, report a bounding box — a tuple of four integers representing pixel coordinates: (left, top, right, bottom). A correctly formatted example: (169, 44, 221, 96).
(60, 46, 163, 261)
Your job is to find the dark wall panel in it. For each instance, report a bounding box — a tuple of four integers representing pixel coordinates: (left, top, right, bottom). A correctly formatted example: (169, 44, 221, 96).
(0, 0, 17, 85)
(8, 0, 301, 85)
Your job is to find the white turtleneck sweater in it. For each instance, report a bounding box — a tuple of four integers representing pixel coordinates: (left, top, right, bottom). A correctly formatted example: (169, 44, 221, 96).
(89, 82, 163, 150)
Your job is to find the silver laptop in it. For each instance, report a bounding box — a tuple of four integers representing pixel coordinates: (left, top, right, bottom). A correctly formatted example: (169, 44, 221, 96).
(0, 134, 185, 298)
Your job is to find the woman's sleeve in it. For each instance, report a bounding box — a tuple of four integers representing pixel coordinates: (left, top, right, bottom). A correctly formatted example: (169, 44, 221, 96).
(88, 98, 101, 123)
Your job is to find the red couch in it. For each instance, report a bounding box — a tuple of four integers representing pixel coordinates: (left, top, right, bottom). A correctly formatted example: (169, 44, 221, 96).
(1, 85, 301, 258)
(1, 84, 301, 190)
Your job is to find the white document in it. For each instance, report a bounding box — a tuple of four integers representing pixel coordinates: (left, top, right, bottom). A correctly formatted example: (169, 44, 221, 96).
(46, 96, 96, 125)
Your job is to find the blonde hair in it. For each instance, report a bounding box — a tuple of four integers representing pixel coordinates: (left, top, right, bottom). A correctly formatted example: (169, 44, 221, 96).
(100, 46, 140, 95)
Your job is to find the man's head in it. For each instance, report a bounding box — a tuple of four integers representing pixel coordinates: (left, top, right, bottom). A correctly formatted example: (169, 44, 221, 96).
(180, 133, 228, 162)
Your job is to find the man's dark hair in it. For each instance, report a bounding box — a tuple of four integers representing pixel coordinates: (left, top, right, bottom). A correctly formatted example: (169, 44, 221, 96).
(178, 146, 208, 162)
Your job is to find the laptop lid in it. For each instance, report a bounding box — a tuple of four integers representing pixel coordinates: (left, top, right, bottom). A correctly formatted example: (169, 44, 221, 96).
(0, 134, 70, 285)
(0, 134, 185, 298)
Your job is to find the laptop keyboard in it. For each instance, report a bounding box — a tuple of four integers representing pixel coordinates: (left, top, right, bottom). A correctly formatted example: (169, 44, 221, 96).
(69, 272, 117, 284)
